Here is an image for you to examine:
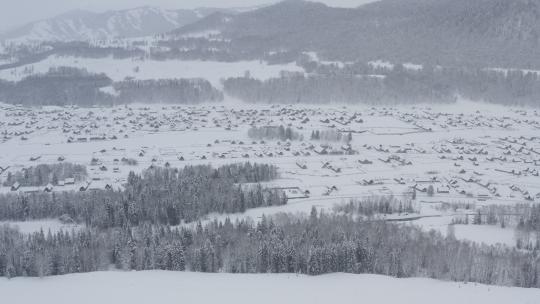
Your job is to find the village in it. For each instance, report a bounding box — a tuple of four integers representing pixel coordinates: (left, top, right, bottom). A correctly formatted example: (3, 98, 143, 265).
(1, 103, 540, 200)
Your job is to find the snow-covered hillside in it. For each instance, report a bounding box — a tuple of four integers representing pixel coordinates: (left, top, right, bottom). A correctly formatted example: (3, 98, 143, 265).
(2, 271, 539, 304)
(0, 7, 217, 43)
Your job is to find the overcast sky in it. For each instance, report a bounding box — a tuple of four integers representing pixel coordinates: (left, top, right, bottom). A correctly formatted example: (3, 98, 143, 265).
(0, 0, 377, 31)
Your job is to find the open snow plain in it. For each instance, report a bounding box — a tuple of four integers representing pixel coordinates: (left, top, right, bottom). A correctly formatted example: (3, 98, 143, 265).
(2, 271, 540, 304)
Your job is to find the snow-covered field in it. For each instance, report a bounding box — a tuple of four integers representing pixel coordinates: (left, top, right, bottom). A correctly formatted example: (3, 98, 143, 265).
(0, 55, 304, 88)
(1, 271, 539, 304)
(409, 215, 517, 247)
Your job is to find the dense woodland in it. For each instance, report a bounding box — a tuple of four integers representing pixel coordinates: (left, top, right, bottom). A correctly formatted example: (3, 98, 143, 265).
(1, 209, 539, 288)
(0, 67, 113, 106)
(223, 72, 449, 105)
(0, 163, 283, 227)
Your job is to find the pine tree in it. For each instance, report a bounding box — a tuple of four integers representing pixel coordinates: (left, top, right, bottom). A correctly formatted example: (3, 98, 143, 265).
(307, 249, 319, 275)
(172, 242, 186, 271)
(427, 185, 435, 197)
(258, 243, 269, 273)
(310, 206, 318, 222)
(473, 210, 482, 225)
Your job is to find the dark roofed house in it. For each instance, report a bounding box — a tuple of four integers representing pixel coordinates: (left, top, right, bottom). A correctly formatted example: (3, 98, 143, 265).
(44, 184, 54, 193)
(79, 182, 91, 192)
(11, 182, 21, 191)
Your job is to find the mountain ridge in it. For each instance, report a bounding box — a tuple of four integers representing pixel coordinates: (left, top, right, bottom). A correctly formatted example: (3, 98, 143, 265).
(0, 6, 246, 42)
(175, 0, 540, 68)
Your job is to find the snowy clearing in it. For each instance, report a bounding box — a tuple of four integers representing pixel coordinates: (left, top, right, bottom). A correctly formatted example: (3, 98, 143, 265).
(0, 55, 304, 88)
(0, 219, 83, 234)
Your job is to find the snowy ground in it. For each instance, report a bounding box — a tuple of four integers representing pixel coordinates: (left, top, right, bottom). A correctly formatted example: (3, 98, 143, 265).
(1, 270, 539, 304)
(408, 215, 517, 247)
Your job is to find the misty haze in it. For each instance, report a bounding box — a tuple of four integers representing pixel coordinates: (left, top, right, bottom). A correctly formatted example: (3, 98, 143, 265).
(1, 1, 540, 303)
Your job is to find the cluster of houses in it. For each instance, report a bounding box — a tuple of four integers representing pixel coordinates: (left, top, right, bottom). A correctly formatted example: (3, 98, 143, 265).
(6, 177, 117, 194)
(8, 177, 76, 193)
(1, 105, 364, 144)
(2, 104, 540, 204)
(396, 109, 525, 131)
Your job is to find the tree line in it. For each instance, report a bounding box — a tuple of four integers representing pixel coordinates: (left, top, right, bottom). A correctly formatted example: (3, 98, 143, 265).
(224, 60, 540, 106)
(0, 67, 113, 106)
(248, 125, 303, 141)
(223, 71, 455, 105)
(334, 197, 417, 217)
(0, 67, 223, 106)
(0, 208, 538, 288)
(113, 79, 223, 104)
(311, 130, 352, 143)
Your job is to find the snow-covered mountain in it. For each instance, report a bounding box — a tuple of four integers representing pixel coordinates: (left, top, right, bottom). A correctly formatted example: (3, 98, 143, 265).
(0, 7, 225, 42)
